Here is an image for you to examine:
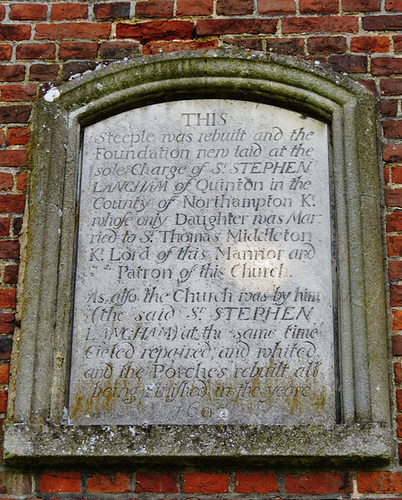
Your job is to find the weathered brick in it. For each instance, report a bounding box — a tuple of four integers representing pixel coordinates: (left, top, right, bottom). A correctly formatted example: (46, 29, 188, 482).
(351, 36, 389, 52)
(0, 365, 9, 384)
(0, 45, 12, 61)
(300, 0, 338, 13)
(387, 0, 402, 10)
(285, 473, 352, 494)
(100, 41, 141, 58)
(94, 3, 130, 19)
(51, 3, 88, 20)
(383, 120, 402, 139)
(16, 172, 26, 191)
(388, 235, 402, 255)
(0, 220, 10, 238)
(0, 174, 12, 191)
(357, 472, 402, 493)
(183, 473, 230, 494)
(9, 4, 47, 21)
(3, 264, 17, 283)
(381, 99, 398, 116)
(258, 0, 296, 13)
(0, 65, 25, 82)
(0, 86, 36, 102)
(381, 78, 402, 95)
(390, 260, 402, 282)
(266, 38, 304, 54)
(308, 36, 345, 53)
(0, 289, 16, 309)
(29, 64, 59, 81)
(393, 334, 402, 354)
(357, 78, 377, 93)
(6, 127, 31, 146)
(136, 1, 174, 17)
(363, 15, 402, 30)
(16, 43, 56, 60)
(386, 188, 402, 206)
(144, 39, 218, 54)
(0, 25, 31, 42)
(282, 17, 358, 34)
(87, 473, 130, 493)
(136, 472, 179, 493)
(234, 473, 279, 493)
(176, 0, 213, 15)
(0, 241, 19, 259)
(59, 42, 98, 59)
(0, 105, 31, 123)
(387, 211, 402, 230)
(0, 130, 4, 146)
(196, 19, 277, 35)
(0, 150, 27, 167)
(0, 6, 4, 21)
(343, 0, 380, 10)
(0, 194, 25, 212)
(62, 61, 98, 80)
(13, 217, 22, 236)
(391, 284, 402, 305)
(0, 390, 7, 412)
(328, 54, 367, 73)
(35, 23, 111, 40)
(223, 38, 263, 50)
(38, 472, 81, 493)
(117, 21, 194, 43)
(0, 335, 12, 358)
(217, 0, 254, 15)
(393, 166, 402, 184)
(372, 57, 402, 75)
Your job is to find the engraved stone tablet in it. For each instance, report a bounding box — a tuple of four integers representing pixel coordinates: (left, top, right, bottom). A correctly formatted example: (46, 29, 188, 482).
(69, 99, 335, 426)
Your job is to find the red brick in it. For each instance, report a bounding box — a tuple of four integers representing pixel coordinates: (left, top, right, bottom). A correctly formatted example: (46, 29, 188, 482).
(384, 145, 402, 164)
(343, 0, 380, 10)
(394, 35, 402, 51)
(13, 217, 22, 236)
(0, 366, 9, 384)
(16, 172, 26, 191)
(10, 4, 47, 20)
(0, 45, 12, 61)
(0, 150, 27, 168)
(62, 61, 98, 80)
(0, 312, 13, 333)
(388, 235, 402, 255)
(384, 165, 390, 183)
(136, 1, 174, 17)
(381, 99, 398, 116)
(391, 284, 402, 305)
(359, 78, 376, 92)
(176, 0, 213, 15)
(6, 127, 31, 146)
(363, 15, 402, 30)
(382, 79, 402, 95)
(395, 362, 402, 383)
(136, 472, 179, 493)
(258, 0, 296, 13)
(0, 26, 31, 42)
(29, 64, 59, 81)
(51, 3, 88, 20)
(0, 289, 16, 309)
(0, 6, 4, 21)
(217, 0, 254, 15)
(117, 21, 194, 43)
(0, 391, 7, 412)
(393, 309, 402, 329)
(0, 65, 25, 82)
(144, 39, 218, 54)
(387, 0, 402, 9)
(282, 16, 358, 34)
(372, 57, 402, 75)
(308, 36, 345, 53)
(1, 86, 36, 103)
(389, 260, 402, 280)
(0, 220, 10, 238)
(393, 166, 402, 183)
(0, 194, 25, 212)
(35, 23, 111, 40)
(59, 42, 98, 59)
(234, 473, 278, 493)
(285, 473, 352, 494)
(393, 334, 402, 354)
(266, 38, 304, 54)
(87, 473, 130, 493)
(100, 41, 141, 58)
(196, 18, 277, 35)
(16, 43, 56, 60)
(384, 120, 402, 139)
(351, 36, 389, 52)
(0, 174, 12, 191)
(4, 265, 18, 284)
(0, 105, 31, 123)
(94, 3, 130, 19)
(183, 473, 229, 494)
(300, 0, 338, 13)
(387, 211, 402, 230)
(0, 241, 19, 259)
(357, 472, 402, 493)
(38, 472, 81, 493)
(0, 131, 4, 146)
(328, 54, 367, 73)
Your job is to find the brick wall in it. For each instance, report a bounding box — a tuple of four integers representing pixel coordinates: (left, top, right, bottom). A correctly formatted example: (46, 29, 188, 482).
(0, 0, 401, 497)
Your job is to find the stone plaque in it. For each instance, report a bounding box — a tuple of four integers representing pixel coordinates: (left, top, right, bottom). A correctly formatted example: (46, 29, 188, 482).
(68, 99, 335, 426)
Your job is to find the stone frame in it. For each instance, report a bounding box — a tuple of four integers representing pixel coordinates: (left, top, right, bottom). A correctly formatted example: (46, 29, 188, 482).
(4, 50, 391, 465)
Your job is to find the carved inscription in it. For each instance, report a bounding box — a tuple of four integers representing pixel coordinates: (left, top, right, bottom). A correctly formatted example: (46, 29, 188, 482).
(69, 100, 336, 425)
